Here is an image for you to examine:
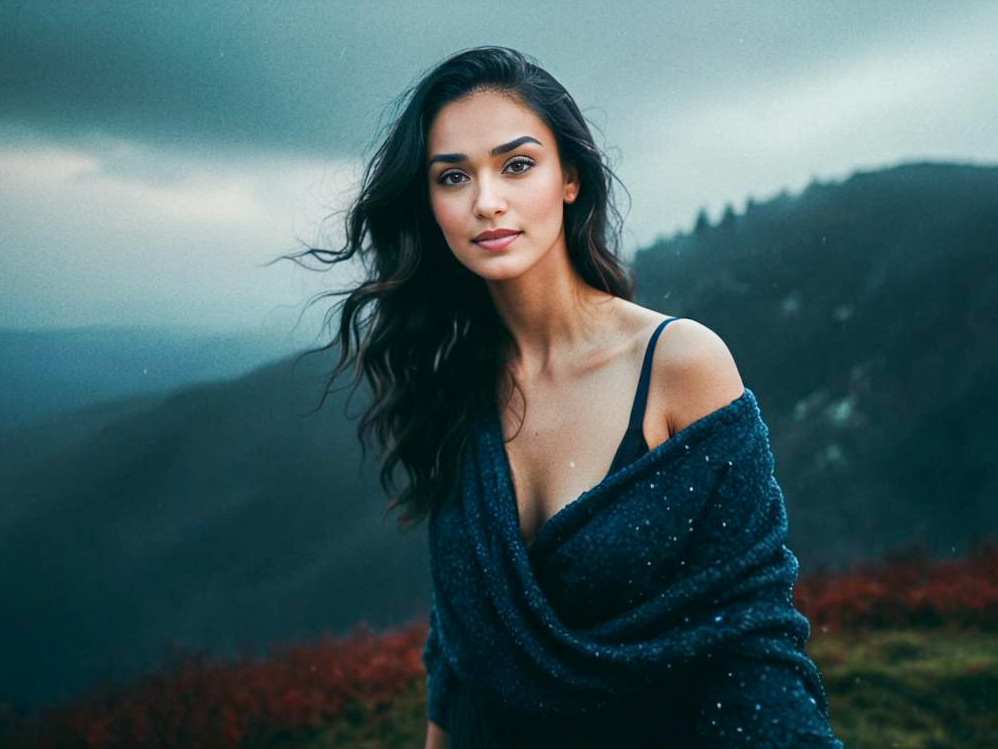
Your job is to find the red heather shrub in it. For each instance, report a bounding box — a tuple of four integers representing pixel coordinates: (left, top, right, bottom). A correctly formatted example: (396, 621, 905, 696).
(7, 619, 430, 749)
(795, 539, 998, 632)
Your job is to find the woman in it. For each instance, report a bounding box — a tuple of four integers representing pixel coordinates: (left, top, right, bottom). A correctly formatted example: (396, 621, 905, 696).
(293, 46, 843, 749)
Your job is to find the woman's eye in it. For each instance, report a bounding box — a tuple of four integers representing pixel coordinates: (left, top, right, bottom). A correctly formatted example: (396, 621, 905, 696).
(436, 158, 533, 186)
(504, 157, 535, 175)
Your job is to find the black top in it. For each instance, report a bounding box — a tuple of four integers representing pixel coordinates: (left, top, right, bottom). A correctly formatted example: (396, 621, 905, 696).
(603, 316, 680, 477)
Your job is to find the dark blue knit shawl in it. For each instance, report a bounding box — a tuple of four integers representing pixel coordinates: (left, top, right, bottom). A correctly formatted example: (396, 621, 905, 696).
(423, 387, 844, 748)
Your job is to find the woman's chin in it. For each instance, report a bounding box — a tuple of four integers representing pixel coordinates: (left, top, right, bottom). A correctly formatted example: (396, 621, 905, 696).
(473, 260, 535, 283)
(453, 252, 530, 280)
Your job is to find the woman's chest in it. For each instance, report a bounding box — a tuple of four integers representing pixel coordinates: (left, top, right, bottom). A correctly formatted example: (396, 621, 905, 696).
(499, 359, 673, 549)
(501, 386, 634, 546)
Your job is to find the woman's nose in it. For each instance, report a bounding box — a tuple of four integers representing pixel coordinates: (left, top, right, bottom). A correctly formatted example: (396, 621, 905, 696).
(474, 175, 506, 217)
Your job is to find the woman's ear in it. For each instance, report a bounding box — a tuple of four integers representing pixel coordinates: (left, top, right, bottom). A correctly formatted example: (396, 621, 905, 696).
(563, 163, 580, 204)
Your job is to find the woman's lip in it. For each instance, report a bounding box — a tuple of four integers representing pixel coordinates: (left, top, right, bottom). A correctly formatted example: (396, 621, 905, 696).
(473, 232, 521, 250)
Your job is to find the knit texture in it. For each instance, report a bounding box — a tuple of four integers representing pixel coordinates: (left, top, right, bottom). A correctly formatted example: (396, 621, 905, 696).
(422, 387, 845, 748)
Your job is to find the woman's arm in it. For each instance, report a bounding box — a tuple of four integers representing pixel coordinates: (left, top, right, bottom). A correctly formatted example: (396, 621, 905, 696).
(425, 720, 449, 749)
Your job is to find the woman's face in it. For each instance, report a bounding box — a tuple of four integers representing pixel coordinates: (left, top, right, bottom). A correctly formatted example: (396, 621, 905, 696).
(426, 89, 579, 281)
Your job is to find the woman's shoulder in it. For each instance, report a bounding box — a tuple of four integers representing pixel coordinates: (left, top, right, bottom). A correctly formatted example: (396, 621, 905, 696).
(645, 315, 746, 441)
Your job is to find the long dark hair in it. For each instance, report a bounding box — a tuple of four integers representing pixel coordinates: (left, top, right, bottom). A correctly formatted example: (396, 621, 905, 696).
(282, 46, 635, 529)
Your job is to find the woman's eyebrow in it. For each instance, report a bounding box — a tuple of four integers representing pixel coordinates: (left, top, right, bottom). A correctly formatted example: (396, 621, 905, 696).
(428, 135, 542, 166)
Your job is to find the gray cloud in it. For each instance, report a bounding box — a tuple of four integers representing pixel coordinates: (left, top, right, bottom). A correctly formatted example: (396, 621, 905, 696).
(1, 1, 364, 153)
(3, 0, 992, 157)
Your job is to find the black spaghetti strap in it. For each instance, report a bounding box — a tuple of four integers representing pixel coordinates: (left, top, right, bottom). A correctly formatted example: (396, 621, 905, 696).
(604, 317, 682, 479)
(626, 317, 680, 430)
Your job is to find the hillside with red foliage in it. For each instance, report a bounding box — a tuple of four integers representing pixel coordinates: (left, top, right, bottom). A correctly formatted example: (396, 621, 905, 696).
(2, 540, 996, 749)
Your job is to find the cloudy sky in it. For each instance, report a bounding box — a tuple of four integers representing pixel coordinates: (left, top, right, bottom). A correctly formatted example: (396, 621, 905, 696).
(1, 0, 996, 341)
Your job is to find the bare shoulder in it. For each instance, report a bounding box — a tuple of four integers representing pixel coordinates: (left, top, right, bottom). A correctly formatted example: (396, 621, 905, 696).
(649, 317, 746, 439)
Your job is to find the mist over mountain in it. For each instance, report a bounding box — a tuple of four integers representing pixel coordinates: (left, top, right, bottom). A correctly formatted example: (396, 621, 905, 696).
(1, 160, 995, 713)
(0, 324, 302, 429)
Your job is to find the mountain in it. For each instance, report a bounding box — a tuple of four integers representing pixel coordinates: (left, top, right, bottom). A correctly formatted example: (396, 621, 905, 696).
(632, 161, 998, 566)
(0, 347, 432, 713)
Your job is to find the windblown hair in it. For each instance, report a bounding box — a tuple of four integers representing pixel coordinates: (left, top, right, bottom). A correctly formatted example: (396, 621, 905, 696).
(284, 46, 635, 529)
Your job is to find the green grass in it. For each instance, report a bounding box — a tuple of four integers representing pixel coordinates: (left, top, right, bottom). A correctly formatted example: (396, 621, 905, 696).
(810, 628, 998, 749)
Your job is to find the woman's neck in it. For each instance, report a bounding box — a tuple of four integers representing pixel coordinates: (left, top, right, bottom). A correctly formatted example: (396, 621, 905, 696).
(486, 253, 620, 383)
